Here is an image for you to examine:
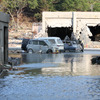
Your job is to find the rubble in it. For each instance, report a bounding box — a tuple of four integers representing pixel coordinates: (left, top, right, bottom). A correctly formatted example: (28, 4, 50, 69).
(91, 56, 100, 65)
(9, 12, 100, 48)
(8, 57, 21, 67)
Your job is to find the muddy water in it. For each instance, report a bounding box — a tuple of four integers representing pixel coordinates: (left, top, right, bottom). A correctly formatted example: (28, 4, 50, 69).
(0, 51, 100, 100)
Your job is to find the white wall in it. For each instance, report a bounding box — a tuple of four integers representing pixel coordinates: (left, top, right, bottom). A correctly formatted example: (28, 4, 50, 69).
(42, 12, 100, 46)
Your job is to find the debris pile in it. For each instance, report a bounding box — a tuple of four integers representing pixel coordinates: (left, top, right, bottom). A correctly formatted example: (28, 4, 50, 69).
(91, 56, 100, 65)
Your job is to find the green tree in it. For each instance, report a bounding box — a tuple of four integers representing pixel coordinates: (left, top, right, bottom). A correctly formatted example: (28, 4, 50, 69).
(93, 3, 100, 11)
(27, 0, 38, 10)
(47, 0, 57, 11)
(0, 0, 39, 30)
(88, 0, 100, 11)
(0, 0, 100, 24)
(1, 0, 28, 30)
(37, 0, 48, 11)
(56, 0, 89, 11)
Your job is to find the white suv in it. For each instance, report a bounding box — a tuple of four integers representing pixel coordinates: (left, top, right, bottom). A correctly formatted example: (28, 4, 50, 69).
(26, 39, 59, 53)
(38, 37, 64, 52)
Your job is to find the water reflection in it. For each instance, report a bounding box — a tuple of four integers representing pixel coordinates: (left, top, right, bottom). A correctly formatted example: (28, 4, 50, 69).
(21, 53, 65, 64)
(41, 54, 94, 76)
(1, 52, 100, 100)
(9, 52, 100, 76)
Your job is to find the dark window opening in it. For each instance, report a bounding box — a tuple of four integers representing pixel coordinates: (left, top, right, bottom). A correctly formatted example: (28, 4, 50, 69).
(89, 25, 100, 41)
(47, 27, 73, 40)
(4, 26, 8, 64)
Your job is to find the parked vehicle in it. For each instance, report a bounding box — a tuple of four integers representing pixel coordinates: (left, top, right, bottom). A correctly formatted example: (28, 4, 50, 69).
(64, 41, 83, 52)
(21, 38, 30, 51)
(26, 39, 60, 54)
(38, 37, 64, 52)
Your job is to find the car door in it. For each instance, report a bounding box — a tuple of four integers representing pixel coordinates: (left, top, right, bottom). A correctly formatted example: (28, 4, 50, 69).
(32, 40, 39, 52)
(39, 40, 48, 53)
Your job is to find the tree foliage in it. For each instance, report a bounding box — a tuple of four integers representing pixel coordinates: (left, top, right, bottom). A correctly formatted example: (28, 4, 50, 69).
(27, 0, 38, 10)
(94, 3, 100, 11)
(0, 0, 100, 22)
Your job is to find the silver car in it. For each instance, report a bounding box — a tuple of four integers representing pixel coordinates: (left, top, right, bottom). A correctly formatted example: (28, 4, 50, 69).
(26, 39, 59, 53)
(64, 41, 83, 52)
(38, 37, 64, 52)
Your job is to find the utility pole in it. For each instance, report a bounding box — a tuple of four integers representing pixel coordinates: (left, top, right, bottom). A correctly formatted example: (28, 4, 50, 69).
(90, 4, 94, 12)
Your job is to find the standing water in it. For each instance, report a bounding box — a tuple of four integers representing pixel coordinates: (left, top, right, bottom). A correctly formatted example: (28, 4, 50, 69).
(0, 51, 100, 100)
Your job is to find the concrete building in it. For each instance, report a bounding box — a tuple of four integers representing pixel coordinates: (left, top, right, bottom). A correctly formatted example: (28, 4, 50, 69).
(0, 12, 9, 69)
(41, 12, 100, 47)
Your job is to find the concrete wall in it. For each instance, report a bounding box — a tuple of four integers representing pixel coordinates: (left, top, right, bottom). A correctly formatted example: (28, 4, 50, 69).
(0, 12, 9, 67)
(42, 12, 100, 45)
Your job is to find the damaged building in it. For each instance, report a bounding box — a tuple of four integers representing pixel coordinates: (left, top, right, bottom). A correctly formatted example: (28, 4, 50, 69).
(0, 12, 9, 72)
(34, 12, 100, 48)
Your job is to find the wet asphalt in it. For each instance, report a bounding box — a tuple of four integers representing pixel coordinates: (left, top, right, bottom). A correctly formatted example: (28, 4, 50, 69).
(0, 51, 100, 100)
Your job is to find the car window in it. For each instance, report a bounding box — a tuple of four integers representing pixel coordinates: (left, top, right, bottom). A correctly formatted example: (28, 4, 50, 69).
(29, 40, 33, 44)
(33, 40, 38, 45)
(48, 39, 56, 44)
(45, 40, 51, 45)
(39, 41, 47, 46)
(57, 39, 63, 44)
(72, 41, 77, 44)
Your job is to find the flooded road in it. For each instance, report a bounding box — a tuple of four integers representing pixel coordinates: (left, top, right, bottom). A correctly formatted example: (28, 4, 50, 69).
(0, 51, 100, 100)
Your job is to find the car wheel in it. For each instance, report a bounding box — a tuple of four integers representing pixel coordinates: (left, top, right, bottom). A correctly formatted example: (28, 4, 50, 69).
(46, 49, 52, 54)
(81, 49, 84, 52)
(28, 49, 34, 53)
